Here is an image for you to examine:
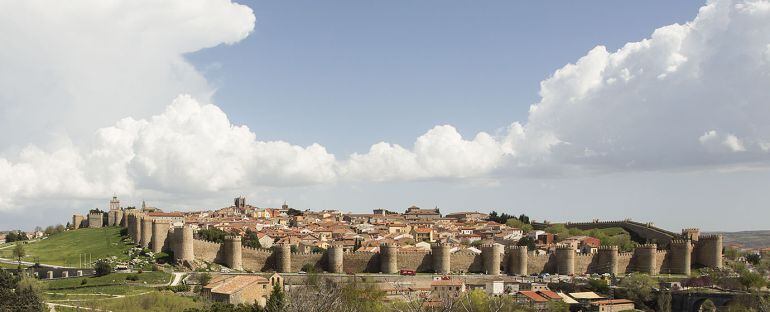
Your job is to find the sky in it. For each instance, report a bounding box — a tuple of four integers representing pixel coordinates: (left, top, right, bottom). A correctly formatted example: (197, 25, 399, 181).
(2, 0, 770, 232)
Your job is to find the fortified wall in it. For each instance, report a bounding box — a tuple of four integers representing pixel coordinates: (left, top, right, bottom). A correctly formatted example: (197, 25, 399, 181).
(114, 215, 722, 276)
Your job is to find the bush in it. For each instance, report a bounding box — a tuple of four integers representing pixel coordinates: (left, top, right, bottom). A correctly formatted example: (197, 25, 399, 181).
(198, 273, 212, 286)
(94, 260, 112, 276)
(80, 279, 88, 285)
(300, 263, 316, 273)
(126, 274, 140, 281)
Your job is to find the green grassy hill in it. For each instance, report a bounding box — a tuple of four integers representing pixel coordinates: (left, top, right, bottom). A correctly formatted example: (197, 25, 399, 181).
(0, 227, 133, 267)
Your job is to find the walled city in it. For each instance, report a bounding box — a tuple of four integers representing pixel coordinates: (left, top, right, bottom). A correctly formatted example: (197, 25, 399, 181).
(71, 196, 723, 277)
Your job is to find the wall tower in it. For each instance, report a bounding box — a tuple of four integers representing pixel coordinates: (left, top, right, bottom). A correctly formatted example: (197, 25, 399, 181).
(636, 244, 658, 275)
(431, 243, 451, 275)
(151, 219, 171, 253)
(379, 243, 398, 274)
(597, 246, 619, 275)
(274, 243, 292, 273)
(669, 239, 692, 275)
(224, 236, 243, 270)
(507, 245, 528, 276)
(327, 243, 344, 273)
(140, 217, 153, 248)
(481, 243, 503, 275)
(555, 245, 576, 275)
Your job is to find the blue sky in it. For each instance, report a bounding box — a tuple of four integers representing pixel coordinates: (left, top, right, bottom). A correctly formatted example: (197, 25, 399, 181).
(189, 1, 701, 154)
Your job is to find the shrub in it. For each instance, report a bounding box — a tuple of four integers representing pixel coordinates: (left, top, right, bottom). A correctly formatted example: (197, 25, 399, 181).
(198, 273, 212, 286)
(126, 274, 140, 281)
(94, 260, 112, 276)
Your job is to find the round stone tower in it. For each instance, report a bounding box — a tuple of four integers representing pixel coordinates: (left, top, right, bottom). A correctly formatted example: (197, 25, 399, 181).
(636, 244, 658, 275)
(431, 243, 451, 275)
(481, 243, 503, 275)
(555, 245, 575, 275)
(224, 236, 243, 270)
(132, 213, 143, 245)
(151, 219, 171, 253)
(597, 246, 619, 275)
(175, 226, 194, 264)
(140, 217, 153, 248)
(669, 240, 692, 275)
(126, 214, 135, 239)
(327, 243, 344, 273)
(379, 243, 398, 274)
(697, 235, 723, 269)
(507, 245, 528, 276)
(274, 243, 292, 273)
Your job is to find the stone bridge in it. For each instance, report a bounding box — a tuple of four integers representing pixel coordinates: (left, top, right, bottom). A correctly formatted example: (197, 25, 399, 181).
(532, 219, 680, 247)
(671, 290, 748, 312)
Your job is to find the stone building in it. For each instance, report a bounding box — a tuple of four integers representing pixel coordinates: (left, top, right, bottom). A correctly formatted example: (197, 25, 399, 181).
(202, 274, 283, 307)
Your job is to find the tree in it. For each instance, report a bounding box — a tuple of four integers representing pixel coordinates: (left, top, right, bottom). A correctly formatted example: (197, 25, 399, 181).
(724, 247, 740, 260)
(12, 242, 25, 266)
(658, 290, 672, 312)
(588, 278, 609, 293)
(544, 224, 570, 241)
(547, 300, 570, 312)
(0, 270, 44, 312)
(738, 270, 765, 291)
(618, 273, 658, 304)
(745, 253, 761, 265)
(506, 218, 533, 233)
(265, 283, 285, 312)
(243, 229, 263, 249)
(199, 272, 212, 286)
(197, 228, 229, 243)
(94, 259, 112, 276)
(517, 237, 537, 251)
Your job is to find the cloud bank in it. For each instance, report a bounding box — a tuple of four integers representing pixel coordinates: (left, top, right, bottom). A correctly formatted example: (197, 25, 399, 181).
(0, 0, 255, 147)
(2, 0, 770, 210)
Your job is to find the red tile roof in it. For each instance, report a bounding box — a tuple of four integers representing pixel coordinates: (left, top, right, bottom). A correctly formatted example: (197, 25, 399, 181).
(518, 291, 548, 303)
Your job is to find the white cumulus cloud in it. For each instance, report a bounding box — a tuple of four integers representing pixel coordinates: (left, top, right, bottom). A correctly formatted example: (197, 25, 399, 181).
(0, 95, 337, 209)
(0, 0, 255, 147)
(507, 0, 770, 171)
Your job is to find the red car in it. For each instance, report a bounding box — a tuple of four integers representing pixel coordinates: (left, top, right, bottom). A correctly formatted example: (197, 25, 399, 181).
(399, 269, 416, 276)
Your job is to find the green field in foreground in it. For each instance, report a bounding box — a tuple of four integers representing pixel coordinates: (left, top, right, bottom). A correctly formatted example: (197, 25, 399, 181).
(0, 227, 133, 266)
(50, 290, 203, 312)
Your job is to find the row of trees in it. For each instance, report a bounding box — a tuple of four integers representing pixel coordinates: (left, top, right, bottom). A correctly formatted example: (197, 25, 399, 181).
(196, 228, 230, 244)
(486, 211, 529, 225)
(196, 228, 265, 250)
(542, 224, 635, 251)
(3, 231, 29, 243)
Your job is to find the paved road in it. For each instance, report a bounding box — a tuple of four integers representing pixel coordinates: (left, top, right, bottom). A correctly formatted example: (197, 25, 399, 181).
(169, 272, 185, 286)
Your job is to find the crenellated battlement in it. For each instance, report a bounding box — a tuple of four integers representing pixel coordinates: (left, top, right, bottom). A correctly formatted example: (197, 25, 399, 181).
(638, 243, 657, 249)
(242, 246, 272, 255)
(555, 244, 573, 250)
(598, 245, 619, 251)
(509, 245, 528, 251)
(670, 239, 692, 246)
(698, 234, 722, 241)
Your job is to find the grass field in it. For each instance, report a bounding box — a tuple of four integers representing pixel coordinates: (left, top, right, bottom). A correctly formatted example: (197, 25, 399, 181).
(51, 291, 204, 312)
(41, 272, 197, 312)
(44, 272, 172, 290)
(0, 227, 133, 266)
